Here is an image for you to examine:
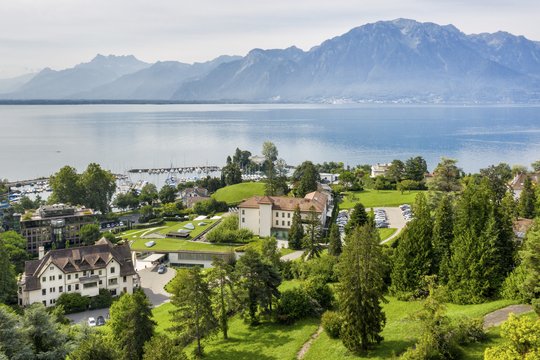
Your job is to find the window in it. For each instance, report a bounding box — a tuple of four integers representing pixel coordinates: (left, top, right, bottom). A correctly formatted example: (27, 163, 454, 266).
(282, 212, 285, 217)
(42, 277, 46, 282)
(288, 212, 291, 218)
(68, 285, 72, 291)
(109, 278, 118, 286)
(282, 220, 285, 226)
(50, 299, 54, 305)
(49, 276, 54, 281)
(288, 221, 291, 226)
(42, 289, 46, 296)
(75, 273, 79, 279)
(67, 274, 71, 280)
(111, 289, 117, 296)
(49, 266, 54, 270)
(242, 209, 245, 215)
(110, 267, 115, 274)
(123, 276, 127, 283)
(242, 217, 245, 223)
(42, 301, 46, 306)
(99, 280, 103, 285)
(58, 274, 62, 280)
(91, 270, 94, 275)
(59, 286, 63, 293)
(276, 220, 278, 225)
(99, 270, 102, 276)
(50, 287, 55, 293)
(83, 282, 97, 289)
(123, 287, 127, 293)
(75, 284, 79, 291)
(276, 212, 279, 217)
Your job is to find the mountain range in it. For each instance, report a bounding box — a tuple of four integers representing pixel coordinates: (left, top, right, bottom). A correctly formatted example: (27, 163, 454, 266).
(3, 19, 540, 103)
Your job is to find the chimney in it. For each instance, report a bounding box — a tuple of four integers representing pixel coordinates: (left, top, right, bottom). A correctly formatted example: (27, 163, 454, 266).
(38, 246, 45, 260)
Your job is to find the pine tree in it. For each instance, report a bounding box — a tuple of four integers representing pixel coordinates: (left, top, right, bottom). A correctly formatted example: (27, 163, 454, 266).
(337, 224, 387, 354)
(288, 205, 304, 250)
(303, 206, 322, 260)
(345, 202, 369, 235)
(519, 175, 537, 219)
(208, 258, 236, 340)
(448, 177, 507, 303)
(432, 195, 454, 283)
(328, 224, 342, 256)
(390, 193, 433, 298)
(169, 267, 217, 357)
(109, 289, 155, 360)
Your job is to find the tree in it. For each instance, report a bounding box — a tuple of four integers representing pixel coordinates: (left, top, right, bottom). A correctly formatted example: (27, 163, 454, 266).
(293, 161, 320, 197)
(0, 305, 33, 360)
(397, 179, 419, 194)
(519, 175, 537, 219)
(142, 336, 188, 360)
(221, 162, 242, 186)
(390, 193, 433, 298)
(22, 303, 69, 359)
(512, 164, 528, 176)
(386, 159, 405, 183)
(262, 141, 278, 162)
(208, 258, 236, 340)
(261, 237, 281, 267)
(169, 267, 217, 357)
(49, 165, 84, 206)
(303, 207, 322, 260)
(20, 195, 36, 210)
(432, 195, 454, 283)
(405, 156, 428, 182)
(158, 185, 177, 204)
(328, 224, 342, 256)
(67, 333, 120, 360)
(532, 160, 540, 172)
(429, 157, 463, 192)
(0, 244, 17, 304)
(109, 289, 155, 360)
(235, 249, 281, 325)
(0, 230, 29, 273)
(113, 190, 140, 211)
(484, 314, 540, 359)
(262, 142, 286, 196)
(79, 163, 116, 213)
(480, 163, 513, 204)
(337, 224, 387, 354)
(79, 224, 101, 246)
(345, 202, 369, 235)
(288, 205, 304, 250)
(139, 183, 158, 205)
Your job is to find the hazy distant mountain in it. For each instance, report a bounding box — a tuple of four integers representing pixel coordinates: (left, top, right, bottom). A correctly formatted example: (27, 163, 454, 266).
(173, 19, 540, 103)
(0, 73, 36, 94)
(5, 55, 150, 99)
(74, 55, 241, 100)
(4, 19, 540, 103)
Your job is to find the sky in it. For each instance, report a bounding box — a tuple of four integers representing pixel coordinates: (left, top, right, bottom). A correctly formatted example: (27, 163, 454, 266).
(1, 0, 539, 78)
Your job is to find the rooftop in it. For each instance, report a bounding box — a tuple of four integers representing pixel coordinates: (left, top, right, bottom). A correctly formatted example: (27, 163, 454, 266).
(22, 204, 94, 221)
(238, 191, 327, 212)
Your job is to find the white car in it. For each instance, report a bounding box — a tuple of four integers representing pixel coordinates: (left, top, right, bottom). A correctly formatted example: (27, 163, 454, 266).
(88, 317, 96, 327)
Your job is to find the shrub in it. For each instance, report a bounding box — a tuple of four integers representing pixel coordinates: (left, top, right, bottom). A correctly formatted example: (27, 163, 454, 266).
(321, 311, 342, 338)
(193, 198, 228, 215)
(532, 298, 540, 316)
(56, 293, 89, 314)
(206, 215, 253, 243)
(451, 318, 487, 345)
(89, 289, 114, 309)
(305, 276, 334, 310)
(292, 254, 338, 283)
(501, 265, 529, 302)
(276, 288, 320, 324)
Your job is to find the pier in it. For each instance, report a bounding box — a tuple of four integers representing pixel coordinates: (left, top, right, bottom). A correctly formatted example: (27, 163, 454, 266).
(127, 166, 221, 174)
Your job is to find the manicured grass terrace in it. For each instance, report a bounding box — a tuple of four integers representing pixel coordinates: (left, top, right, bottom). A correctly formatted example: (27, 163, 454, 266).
(340, 189, 424, 209)
(212, 182, 266, 204)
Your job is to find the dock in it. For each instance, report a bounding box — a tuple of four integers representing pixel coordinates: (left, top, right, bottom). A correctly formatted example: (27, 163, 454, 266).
(127, 166, 221, 174)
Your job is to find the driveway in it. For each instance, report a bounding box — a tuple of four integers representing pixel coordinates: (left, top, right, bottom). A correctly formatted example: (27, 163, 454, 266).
(66, 265, 176, 325)
(139, 266, 176, 307)
(371, 207, 407, 244)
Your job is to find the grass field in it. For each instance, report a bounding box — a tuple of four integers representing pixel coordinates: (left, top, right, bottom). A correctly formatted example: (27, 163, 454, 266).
(130, 237, 236, 252)
(303, 298, 518, 360)
(213, 182, 266, 204)
(340, 189, 424, 209)
(378, 228, 397, 241)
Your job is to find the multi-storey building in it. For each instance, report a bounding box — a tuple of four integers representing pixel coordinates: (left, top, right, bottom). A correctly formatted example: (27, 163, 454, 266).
(238, 191, 329, 239)
(20, 204, 95, 254)
(18, 238, 137, 307)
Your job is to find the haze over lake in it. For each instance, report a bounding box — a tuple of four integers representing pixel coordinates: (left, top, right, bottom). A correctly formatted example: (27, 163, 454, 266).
(2, 104, 540, 181)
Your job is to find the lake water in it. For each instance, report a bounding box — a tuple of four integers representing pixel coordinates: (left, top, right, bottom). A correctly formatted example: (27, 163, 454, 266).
(1, 104, 540, 181)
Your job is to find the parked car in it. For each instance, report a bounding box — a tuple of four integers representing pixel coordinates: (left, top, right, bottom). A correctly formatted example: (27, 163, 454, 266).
(88, 317, 96, 327)
(157, 264, 166, 274)
(96, 315, 105, 326)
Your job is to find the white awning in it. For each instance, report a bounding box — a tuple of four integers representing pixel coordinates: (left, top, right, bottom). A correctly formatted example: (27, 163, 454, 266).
(140, 253, 166, 263)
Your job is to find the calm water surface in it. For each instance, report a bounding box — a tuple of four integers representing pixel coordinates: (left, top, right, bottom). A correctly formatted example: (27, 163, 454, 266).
(1, 104, 540, 181)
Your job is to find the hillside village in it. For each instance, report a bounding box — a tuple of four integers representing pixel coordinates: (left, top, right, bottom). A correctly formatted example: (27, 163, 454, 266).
(1, 143, 540, 359)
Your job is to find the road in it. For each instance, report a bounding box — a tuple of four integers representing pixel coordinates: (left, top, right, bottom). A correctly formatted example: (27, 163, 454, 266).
(372, 207, 407, 244)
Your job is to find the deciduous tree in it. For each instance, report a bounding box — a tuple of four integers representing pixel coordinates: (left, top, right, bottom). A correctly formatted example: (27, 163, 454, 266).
(79, 224, 101, 246)
(158, 185, 177, 204)
(208, 258, 236, 340)
(79, 163, 116, 213)
(428, 157, 463, 192)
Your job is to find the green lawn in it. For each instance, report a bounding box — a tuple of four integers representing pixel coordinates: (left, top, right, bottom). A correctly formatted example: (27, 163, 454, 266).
(130, 238, 236, 252)
(378, 228, 397, 241)
(340, 189, 424, 209)
(213, 182, 266, 204)
(303, 298, 518, 360)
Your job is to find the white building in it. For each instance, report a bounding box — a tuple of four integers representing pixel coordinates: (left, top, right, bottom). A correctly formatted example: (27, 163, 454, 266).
(319, 173, 340, 184)
(371, 163, 392, 178)
(18, 238, 138, 307)
(238, 191, 329, 239)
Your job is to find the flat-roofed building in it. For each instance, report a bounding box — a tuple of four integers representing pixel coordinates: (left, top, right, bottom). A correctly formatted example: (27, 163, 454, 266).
(20, 204, 95, 254)
(238, 191, 329, 239)
(18, 238, 137, 307)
